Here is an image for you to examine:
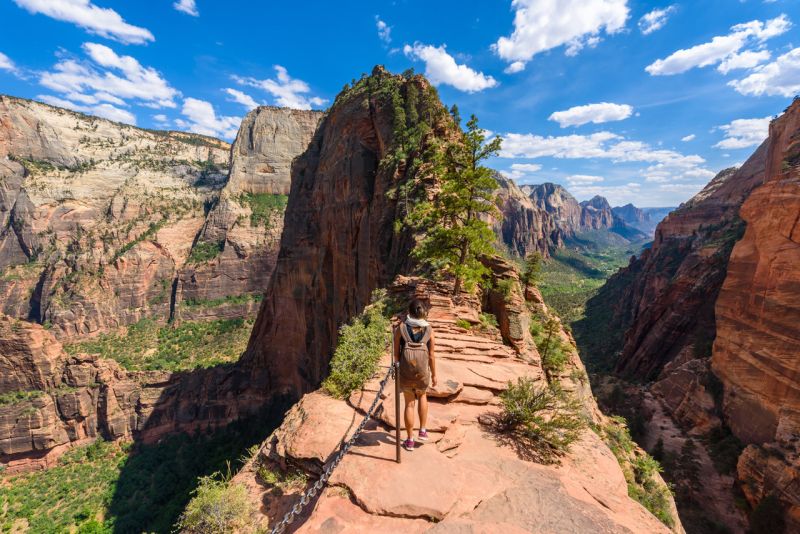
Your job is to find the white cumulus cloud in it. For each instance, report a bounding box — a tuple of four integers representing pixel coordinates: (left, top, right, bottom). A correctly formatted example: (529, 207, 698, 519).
(403, 43, 498, 93)
(549, 102, 633, 128)
(500, 130, 712, 185)
(0, 52, 19, 75)
(39, 43, 179, 110)
(729, 47, 800, 97)
(714, 116, 770, 149)
(376, 16, 391, 44)
(717, 50, 771, 75)
(175, 97, 240, 139)
(224, 88, 259, 110)
(645, 14, 790, 76)
(12, 0, 154, 44)
(681, 134, 696, 142)
(234, 65, 327, 110)
(639, 5, 676, 35)
(493, 0, 629, 70)
(38, 94, 136, 124)
(173, 0, 198, 16)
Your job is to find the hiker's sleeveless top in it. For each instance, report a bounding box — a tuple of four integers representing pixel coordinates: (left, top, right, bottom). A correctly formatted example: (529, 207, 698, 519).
(398, 323, 432, 391)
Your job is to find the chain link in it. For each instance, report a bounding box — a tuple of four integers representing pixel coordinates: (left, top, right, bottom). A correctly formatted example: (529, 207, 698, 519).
(270, 363, 397, 534)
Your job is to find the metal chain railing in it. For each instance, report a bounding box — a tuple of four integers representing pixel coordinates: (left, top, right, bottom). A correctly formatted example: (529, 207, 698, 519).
(270, 362, 397, 534)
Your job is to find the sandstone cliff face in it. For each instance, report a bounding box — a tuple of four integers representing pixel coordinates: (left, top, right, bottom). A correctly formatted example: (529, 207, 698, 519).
(580, 100, 800, 530)
(0, 314, 265, 472)
(712, 101, 800, 527)
(491, 174, 562, 257)
(242, 68, 452, 400)
(528, 182, 584, 233)
(580, 152, 765, 381)
(0, 96, 318, 338)
(580, 195, 615, 230)
(225, 107, 323, 196)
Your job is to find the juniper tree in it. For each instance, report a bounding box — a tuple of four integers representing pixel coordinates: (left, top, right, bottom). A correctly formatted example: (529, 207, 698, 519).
(409, 114, 502, 295)
(521, 251, 543, 289)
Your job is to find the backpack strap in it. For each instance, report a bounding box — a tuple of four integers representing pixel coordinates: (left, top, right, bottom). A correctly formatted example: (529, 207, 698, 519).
(399, 323, 412, 343)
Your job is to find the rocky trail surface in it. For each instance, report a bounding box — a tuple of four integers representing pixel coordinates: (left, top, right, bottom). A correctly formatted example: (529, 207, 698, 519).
(233, 277, 677, 533)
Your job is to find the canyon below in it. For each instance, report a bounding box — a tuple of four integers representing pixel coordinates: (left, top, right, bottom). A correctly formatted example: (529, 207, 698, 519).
(0, 68, 798, 534)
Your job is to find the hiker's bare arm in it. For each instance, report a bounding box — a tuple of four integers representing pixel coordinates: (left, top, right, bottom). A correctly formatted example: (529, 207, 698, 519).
(429, 329, 437, 386)
(393, 326, 401, 364)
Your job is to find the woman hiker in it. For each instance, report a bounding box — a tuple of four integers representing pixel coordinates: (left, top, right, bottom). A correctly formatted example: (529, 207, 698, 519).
(393, 298, 436, 452)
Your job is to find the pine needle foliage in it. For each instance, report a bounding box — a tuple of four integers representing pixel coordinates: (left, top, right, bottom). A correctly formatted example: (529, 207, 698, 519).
(496, 377, 584, 463)
(407, 115, 502, 295)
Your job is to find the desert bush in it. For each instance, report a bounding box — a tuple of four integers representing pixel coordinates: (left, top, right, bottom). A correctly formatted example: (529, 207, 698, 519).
(627, 479, 675, 528)
(455, 318, 472, 330)
(495, 278, 517, 299)
(177, 473, 252, 534)
(479, 312, 498, 329)
(322, 297, 390, 399)
(495, 378, 584, 463)
(531, 317, 570, 377)
(187, 240, 224, 264)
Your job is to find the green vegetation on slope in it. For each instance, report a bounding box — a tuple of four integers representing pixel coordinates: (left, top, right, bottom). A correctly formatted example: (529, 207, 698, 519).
(64, 318, 252, 371)
(0, 408, 285, 534)
(0, 440, 127, 533)
(322, 294, 390, 399)
(239, 193, 288, 227)
(538, 238, 643, 325)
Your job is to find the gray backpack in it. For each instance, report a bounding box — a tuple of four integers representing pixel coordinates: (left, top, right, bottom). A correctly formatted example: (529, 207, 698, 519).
(399, 324, 431, 387)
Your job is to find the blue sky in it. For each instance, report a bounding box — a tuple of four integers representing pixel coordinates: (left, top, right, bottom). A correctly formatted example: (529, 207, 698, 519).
(0, 0, 798, 207)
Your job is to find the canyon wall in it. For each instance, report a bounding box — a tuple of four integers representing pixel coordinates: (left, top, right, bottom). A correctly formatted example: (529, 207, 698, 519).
(492, 174, 563, 257)
(580, 98, 800, 528)
(712, 104, 800, 526)
(0, 96, 319, 337)
(242, 67, 453, 399)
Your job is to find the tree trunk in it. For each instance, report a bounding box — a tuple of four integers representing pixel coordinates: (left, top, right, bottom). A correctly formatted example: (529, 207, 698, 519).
(453, 241, 469, 295)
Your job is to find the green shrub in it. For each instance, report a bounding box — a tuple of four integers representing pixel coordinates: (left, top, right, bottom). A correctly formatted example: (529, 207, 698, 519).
(496, 378, 584, 463)
(479, 312, 498, 329)
(495, 278, 517, 299)
(521, 252, 543, 288)
(632, 454, 663, 484)
(255, 465, 308, 493)
(0, 389, 45, 406)
(64, 318, 253, 371)
(706, 426, 744, 475)
(177, 473, 252, 534)
(187, 240, 224, 264)
(531, 317, 570, 376)
(455, 318, 472, 330)
(322, 298, 390, 399)
(628, 479, 675, 528)
(239, 193, 288, 227)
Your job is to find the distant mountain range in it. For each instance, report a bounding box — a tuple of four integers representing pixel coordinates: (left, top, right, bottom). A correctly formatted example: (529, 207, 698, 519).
(493, 178, 670, 258)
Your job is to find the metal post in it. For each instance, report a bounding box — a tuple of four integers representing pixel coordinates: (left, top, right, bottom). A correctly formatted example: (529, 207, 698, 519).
(394, 330, 401, 463)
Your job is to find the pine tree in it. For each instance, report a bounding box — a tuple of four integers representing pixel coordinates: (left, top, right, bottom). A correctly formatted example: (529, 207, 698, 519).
(409, 114, 502, 295)
(521, 252, 543, 289)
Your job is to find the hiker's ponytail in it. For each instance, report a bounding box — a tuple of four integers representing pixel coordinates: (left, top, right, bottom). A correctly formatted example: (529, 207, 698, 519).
(408, 298, 428, 319)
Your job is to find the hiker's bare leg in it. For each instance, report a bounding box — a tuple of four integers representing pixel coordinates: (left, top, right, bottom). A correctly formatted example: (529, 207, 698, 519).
(403, 390, 416, 441)
(418, 393, 428, 430)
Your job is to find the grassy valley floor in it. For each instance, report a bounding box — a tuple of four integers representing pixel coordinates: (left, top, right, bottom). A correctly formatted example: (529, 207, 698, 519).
(538, 233, 647, 325)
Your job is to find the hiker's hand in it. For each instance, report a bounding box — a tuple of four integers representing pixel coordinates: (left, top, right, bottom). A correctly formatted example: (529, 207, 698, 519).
(432, 376, 438, 387)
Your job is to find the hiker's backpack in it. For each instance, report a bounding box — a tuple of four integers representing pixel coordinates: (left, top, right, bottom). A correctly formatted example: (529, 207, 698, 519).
(398, 323, 431, 385)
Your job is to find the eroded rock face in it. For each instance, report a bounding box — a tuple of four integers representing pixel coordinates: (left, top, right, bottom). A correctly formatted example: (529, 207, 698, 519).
(0, 314, 264, 472)
(0, 96, 318, 338)
(528, 182, 584, 234)
(226, 107, 323, 195)
(582, 149, 765, 381)
(242, 68, 452, 400)
(491, 175, 562, 258)
(712, 102, 800, 528)
(580, 195, 615, 230)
